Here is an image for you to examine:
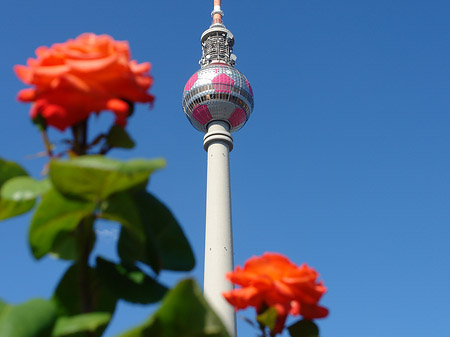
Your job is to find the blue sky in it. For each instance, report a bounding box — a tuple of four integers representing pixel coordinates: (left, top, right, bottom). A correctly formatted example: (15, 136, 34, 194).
(1, 0, 449, 336)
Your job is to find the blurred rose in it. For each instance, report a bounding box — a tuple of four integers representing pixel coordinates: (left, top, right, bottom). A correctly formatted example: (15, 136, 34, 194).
(14, 33, 154, 130)
(223, 252, 328, 334)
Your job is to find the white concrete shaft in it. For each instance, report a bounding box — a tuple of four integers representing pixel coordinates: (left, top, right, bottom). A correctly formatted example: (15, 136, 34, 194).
(203, 121, 236, 336)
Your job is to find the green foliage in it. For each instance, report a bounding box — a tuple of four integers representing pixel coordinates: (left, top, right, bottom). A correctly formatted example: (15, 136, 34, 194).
(2, 155, 227, 337)
(49, 156, 166, 202)
(96, 257, 168, 304)
(288, 320, 320, 337)
(27, 156, 168, 260)
(0, 176, 50, 222)
(53, 265, 117, 318)
(50, 224, 95, 261)
(52, 312, 112, 337)
(106, 125, 135, 149)
(1, 177, 50, 201)
(0, 158, 36, 220)
(0, 298, 57, 337)
(29, 188, 96, 259)
(116, 279, 231, 337)
(256, 307, 278, 331)
(0, 198, 35, 221)
(0, 158, 28, 185)
(103, 190, 195, 273)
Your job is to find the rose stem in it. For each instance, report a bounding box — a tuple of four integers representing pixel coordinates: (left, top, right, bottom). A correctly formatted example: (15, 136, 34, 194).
(41, 129, 53, 158)
(71, 119, 88, 155)
(76, 217, 96, 337)
(258, 322, 268, 337)
(79, 119, 88, 155)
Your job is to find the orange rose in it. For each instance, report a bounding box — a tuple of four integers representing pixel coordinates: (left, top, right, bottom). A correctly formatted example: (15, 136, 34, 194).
(223, 253, 328, 333)
(14, 33, 154, 131)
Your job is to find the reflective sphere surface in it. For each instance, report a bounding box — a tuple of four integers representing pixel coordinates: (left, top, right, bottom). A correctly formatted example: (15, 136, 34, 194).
(182, 64, 254, 133)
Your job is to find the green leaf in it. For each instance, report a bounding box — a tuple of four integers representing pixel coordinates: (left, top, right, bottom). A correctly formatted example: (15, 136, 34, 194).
(100, 191, 160, 273)
(53, 265, 117, 319)
(99, 191, 145, 239)
(1, 177, 51, 201)
(49, 231, 80, 261)
(96, 257, 167, 304)
(0, 176, 50, 222)
(0, 159, 34, 221)
(106, 125, 135, 149)
(288, 320, 320, 337)
(0, 299, 6, 311)
(0, 198, 35, 221)
(0, 298, 57, 337)
(116, 279, 231, 337)
(257, 307, 278, 331)
(49, 156, 166, 202)
(102, 189, 195, 273)
(0, 158, 28, 186)
(29, 188, 95, 259)
(52, 312, 111, 337)
(50, 216, 96, 261)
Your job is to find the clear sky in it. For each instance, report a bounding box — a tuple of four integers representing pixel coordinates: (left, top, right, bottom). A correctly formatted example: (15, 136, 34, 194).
(1, 0, 449, 336)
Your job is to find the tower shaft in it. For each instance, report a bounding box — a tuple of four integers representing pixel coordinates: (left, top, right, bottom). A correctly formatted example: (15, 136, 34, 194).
(203, 121, 236, 336)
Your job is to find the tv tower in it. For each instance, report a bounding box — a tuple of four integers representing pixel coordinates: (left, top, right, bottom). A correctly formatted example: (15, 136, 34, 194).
(182, 1, 254, 335)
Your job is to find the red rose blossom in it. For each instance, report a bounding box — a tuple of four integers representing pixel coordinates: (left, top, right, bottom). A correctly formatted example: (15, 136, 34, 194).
(14, 33, 154, 131)
(223, 253, 328, 334)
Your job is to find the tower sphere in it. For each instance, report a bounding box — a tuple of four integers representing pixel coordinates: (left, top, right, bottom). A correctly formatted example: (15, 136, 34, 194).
(182, 64, 254, 133)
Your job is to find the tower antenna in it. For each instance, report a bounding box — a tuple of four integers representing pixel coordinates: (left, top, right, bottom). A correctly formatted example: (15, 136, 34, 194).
(212, 0, 224, 24)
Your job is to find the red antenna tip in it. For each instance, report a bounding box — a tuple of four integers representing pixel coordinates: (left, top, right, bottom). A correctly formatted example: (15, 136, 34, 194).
(212, 0, 223, 24)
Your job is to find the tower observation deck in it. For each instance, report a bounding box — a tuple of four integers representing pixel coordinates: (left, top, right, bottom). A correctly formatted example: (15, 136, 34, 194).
(182, 1, 254, 134)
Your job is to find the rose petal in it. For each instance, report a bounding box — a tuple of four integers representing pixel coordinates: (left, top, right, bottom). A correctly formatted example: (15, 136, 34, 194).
(273, 304, 289, 334)
(107, 98, 128, 113)
(223, 287, 262, 310)
(66, 52, 118, 72)
(34, 64, 70, 77)
(14, 65, 33, 83)
(130, 61, 151, 74)
(59, 73, 91, 93)
(299, 303, 329, 320)
(17, 88, 36, 102)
